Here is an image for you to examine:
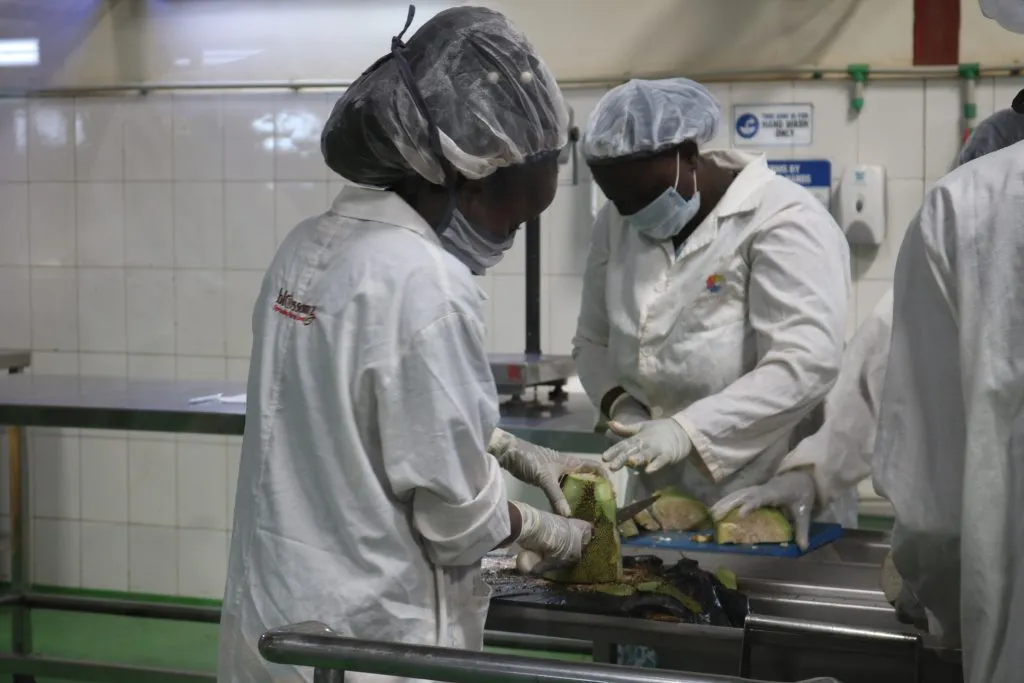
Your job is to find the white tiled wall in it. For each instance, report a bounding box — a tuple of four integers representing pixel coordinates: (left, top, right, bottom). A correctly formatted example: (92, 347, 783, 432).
(0, 76, 1016, 597)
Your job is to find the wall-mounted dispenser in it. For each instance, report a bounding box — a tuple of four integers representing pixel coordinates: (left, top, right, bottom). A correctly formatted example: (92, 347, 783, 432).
(836, 165, 886, 246)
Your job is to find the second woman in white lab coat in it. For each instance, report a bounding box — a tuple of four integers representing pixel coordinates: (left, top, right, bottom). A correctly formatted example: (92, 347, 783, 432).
(572, 78, 851, 511)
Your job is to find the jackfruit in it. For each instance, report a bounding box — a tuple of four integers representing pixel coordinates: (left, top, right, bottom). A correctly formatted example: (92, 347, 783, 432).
(630, 487, 711, 532)
(543, 471, 622, 584)
(714, 507, 793, 545)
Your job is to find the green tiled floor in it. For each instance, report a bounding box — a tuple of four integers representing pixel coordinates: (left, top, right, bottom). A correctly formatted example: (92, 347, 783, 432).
(0, 608, 589, 683)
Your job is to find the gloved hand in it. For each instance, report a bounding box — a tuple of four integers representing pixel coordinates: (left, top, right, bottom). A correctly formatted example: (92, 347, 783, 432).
(511, 501, 593, 575)
(894, 583, 930, 631)
(489, 428, 612, 516)
(602, 419, 692, 474)
(605, 394, 650, 446)
(709, 471, 816, 551)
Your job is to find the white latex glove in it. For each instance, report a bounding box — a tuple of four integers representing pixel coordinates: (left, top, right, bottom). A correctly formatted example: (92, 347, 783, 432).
(602, 419, 692, 474)
(894, 583, 930, 631)
(605, 394, 650, 446)
(489, 428, 612, 516)
(710, 471, 816, 551)
(511, 501, 593, 576)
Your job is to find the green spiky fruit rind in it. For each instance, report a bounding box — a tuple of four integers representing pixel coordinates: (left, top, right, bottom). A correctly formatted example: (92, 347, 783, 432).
(714, 567, 738, 590)
(714, 507, 793, 545)
(635, 581, 701, 613)
(627, 487, 710, 532)
(618, 519, 639, 538)
(543, 471, 622, 584)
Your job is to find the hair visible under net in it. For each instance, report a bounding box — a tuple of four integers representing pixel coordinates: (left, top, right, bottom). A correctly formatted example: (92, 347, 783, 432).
(582, 78, 722, 164)
(321, 6, 569, 188)
(957, 103, 1024, 167)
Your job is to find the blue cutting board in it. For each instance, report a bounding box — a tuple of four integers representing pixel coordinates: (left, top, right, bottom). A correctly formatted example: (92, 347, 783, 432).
(622, 522, 842, 558)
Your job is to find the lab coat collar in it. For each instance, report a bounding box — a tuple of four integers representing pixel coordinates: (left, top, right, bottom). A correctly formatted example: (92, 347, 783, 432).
(673, 150, 771, 260)
(330, 184, 442, 247)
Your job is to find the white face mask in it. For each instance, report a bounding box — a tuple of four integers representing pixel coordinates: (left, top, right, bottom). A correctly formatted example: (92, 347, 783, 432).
(627, 153, 701, 241)
(440, 209, 515, 275)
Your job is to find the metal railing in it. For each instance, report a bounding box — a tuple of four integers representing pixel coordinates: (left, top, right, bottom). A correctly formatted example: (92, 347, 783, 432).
(258, 621, 841, 683)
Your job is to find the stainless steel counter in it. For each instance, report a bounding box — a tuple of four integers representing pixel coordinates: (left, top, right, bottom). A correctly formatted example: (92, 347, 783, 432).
(0, 374, 605, 451)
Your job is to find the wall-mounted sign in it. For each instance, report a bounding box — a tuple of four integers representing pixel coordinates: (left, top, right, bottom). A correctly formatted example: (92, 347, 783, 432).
(768, 159, 831, 209)
(733, 104, 813, 147)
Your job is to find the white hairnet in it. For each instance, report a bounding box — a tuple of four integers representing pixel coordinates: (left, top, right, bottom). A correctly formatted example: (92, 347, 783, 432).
(321, 6, 569, 187)
(582, 78, 722, 163)
(980, 0, 1024, 32)
(958, 106, 1024, 166)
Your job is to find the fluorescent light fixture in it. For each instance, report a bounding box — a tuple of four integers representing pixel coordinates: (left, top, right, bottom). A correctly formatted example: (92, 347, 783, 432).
(0, 39, 40, 67)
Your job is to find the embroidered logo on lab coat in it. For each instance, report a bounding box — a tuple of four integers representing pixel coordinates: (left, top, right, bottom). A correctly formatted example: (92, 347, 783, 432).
(272, 288, 317, 326)
(705, 274, 725, 293)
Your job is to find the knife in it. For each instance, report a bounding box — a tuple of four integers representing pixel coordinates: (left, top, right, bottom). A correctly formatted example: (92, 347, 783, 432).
(616, 494, 661, 523)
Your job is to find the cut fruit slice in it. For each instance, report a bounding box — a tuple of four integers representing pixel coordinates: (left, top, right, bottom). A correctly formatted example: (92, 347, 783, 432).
(714, 507, 793, 545)
(627, 487, 711, 533)
(543, 471, 622, 584)
(618, 519, 640, 538)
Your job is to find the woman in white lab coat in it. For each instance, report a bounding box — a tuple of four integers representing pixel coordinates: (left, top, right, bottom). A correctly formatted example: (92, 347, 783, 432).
(219, 9, 596, 683)
(573, 78, 851, 512)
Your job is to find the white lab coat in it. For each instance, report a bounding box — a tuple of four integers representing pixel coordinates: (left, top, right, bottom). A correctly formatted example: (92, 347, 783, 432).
(574, 150, 850, 507)
(873, 140, 1024, 682)
(218, 186, 511, 683)
(777, 289, 893, 527)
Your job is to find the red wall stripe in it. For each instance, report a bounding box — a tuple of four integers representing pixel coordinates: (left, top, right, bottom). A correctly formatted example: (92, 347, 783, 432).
(914, 0, 961, 65)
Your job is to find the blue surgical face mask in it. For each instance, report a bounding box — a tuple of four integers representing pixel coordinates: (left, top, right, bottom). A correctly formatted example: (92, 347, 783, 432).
(628, 153, 701, 241)
(440, 209, 515, 275)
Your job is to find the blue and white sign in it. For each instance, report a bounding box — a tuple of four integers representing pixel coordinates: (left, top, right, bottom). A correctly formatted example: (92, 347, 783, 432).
(768, 159, 831, 209)
(733, 104, 813, 147)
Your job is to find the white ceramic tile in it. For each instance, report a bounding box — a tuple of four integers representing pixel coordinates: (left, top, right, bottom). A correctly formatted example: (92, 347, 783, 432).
(275, 93, 330, 181)
(31, 432, 80, 519)
(28, 100, 75, 181)
(274, 182, 328, 243)
(489, 274, 528, 354)
(123, 98, 174, 181)
(124, 182, 174, 268)
(28, 183, 76, 266)
(175, 270, 226, 356)
(923, 80, 963, 179)
(546, 275, 584, 355)
(128, 524, 177, 594)
(176, 356, 226, 381)
(79, 437, 129, 523)
(856, 279, 892, 325)
(128, 438, 177, 526)
(174, 183, 224, 269)
(79, 353, 127, 377)
(791, 81, 857, 178)
(30, 268, 79, 351)
(0, 267, 30, 350)
(75, 99, 124, 181)
(855, 178, 924, 282)
(126, 268, 176, 354)
(33, 519, 80, 586)
(80, 521, 129, 591)
(177, 442, 227, 530)
(224, 270, 262, 358)
(542, 183, 592, 276)
(31, 351, 78, 375)
(222, 95, 275, 180)
(226, 358, 250, 381)
(173, 96, 224, 181)
(993, 76, 1024, 118)
(973, 77, 997, 125)
(857, 81, 925, 179)
(0, 183, 29, 265)
(177, 529, 228, 599)
(328, 178, 347, 198)
(77, 268, 127, 352)
(225, 182, 276, 270)
(76, 183, 126, 266)
(128, 354, 177, 380)
(0, 100, 28, 181)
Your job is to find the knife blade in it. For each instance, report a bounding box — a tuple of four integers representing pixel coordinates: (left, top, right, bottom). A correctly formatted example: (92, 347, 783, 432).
(616, 494, 661, 523)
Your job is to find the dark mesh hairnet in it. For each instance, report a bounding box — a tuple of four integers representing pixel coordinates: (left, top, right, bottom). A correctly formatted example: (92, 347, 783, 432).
(957, 105, 1024, 166)
(582, 78, 721, 163)
(321, 6, 568, 187)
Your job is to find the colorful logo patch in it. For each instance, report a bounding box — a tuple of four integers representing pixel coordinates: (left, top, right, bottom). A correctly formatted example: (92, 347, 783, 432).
(705, 274, 725, 293)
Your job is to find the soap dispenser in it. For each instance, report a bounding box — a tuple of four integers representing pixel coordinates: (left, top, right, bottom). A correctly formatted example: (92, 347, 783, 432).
(836, 165, 887, 246)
